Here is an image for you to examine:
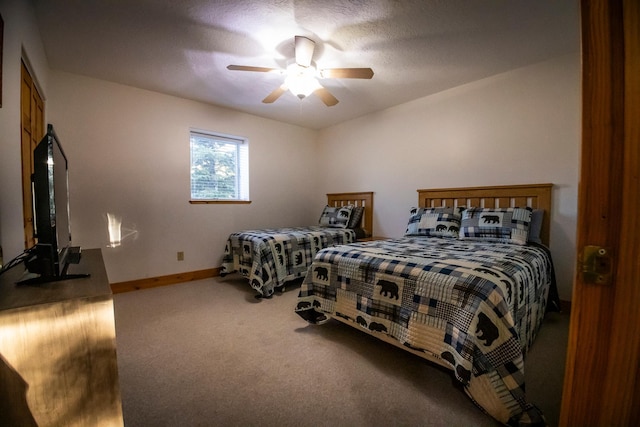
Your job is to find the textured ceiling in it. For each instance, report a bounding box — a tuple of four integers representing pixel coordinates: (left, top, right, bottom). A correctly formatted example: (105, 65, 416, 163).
(32, 0, 580, 130)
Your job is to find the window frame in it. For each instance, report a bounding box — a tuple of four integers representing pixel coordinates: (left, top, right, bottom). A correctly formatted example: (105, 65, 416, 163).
(189, 129, 250, 204)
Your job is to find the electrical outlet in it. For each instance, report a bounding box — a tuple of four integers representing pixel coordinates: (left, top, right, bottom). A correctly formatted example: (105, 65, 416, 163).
(177, 251, 184, 261)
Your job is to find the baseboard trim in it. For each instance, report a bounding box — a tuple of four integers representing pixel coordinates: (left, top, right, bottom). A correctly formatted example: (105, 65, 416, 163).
(111, 267, 220, 294)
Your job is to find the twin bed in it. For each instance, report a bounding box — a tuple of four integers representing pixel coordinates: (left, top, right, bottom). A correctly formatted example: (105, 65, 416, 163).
(220, 191, 374, 297)
(294, 184, 558, 426)
(220, 184, 558, 425)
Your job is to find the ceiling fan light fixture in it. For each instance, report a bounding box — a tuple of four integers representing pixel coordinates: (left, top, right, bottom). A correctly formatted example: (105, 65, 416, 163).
(285, 63, 320, 99)
(227, 35, 373, 106)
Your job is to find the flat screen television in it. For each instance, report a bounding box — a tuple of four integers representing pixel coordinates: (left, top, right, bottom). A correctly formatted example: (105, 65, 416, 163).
(22, 124, 87, 283)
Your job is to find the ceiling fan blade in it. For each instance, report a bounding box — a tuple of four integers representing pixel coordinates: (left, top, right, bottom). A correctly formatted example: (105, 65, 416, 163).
(319, 68, 374, 79)
(314, 87, 339, 107)
(295, 36, 315, 68)
(227, 65, 279, 73)
(262, 84, 288, 103)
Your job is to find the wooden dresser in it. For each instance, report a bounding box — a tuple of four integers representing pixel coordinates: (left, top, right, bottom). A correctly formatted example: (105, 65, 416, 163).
(0, 249, 123, 426)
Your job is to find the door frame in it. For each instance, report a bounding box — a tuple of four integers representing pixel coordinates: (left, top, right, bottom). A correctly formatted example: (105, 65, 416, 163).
(20, 60, 45, 249)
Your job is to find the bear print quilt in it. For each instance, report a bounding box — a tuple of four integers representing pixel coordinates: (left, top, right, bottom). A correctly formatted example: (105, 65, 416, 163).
(295, 237, 558, 426)
(221, 226, 356, 297)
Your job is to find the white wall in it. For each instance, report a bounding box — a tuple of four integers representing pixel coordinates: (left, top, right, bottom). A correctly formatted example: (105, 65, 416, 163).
(1, 3, 580, 301)
(0, 0, 50, 262)
(47, 71, 319, 283)
(317, 53, 581, 301)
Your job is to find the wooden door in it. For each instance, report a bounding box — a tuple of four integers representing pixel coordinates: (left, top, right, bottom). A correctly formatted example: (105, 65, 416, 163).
(560, 0, 640, 425)
(20, 61, 45, 249)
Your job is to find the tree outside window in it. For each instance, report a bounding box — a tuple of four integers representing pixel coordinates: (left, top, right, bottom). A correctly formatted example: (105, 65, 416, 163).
(190, 130, 249, 201)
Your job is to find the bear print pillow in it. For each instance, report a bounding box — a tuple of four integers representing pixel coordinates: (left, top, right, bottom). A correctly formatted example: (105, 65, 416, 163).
(318, 205, 353, 228)
(458, 207, 532, 245)
(405, 207, 462, 238)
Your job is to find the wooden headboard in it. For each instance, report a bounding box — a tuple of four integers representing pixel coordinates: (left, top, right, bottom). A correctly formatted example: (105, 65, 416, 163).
(417, 184, 553, 246)
(327, 191, 374, 237)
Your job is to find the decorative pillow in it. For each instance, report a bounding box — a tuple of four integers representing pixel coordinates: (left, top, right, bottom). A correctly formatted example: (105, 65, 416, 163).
(459, 207, 532, 245)
(528, 209, 544, 244)
(347, 206, 365, 229)
(405, 207, 461, 238)
(318, 205, 353, 228)
(353, 227, 370, 239)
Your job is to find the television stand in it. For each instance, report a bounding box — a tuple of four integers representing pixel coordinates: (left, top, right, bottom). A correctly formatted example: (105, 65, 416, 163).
(0, 248, 123, 425)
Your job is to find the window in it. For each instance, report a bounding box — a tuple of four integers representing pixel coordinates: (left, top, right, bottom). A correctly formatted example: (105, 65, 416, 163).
(190, 130, 249, 202)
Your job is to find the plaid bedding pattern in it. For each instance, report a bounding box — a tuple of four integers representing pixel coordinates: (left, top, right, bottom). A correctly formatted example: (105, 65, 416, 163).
(295, 237, 557, 426)
(221, 226, 356, 297)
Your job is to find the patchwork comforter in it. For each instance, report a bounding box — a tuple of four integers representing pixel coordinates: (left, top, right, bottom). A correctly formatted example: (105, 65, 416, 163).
(221, 226, 356, 297)
(295, 237, 559, 426)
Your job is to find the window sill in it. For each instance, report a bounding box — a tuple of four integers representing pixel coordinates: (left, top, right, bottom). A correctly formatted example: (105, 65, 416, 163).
(189, 200, 252, 205)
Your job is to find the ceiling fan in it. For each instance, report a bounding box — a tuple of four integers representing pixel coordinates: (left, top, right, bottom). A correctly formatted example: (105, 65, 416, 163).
(227, 36, 374, 107)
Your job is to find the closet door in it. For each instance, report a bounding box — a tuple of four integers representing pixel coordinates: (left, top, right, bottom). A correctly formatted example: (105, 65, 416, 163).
(20, 61, 45, 249)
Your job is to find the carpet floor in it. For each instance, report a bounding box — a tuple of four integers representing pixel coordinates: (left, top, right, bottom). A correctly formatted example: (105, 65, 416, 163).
(113, 276, 569, 427)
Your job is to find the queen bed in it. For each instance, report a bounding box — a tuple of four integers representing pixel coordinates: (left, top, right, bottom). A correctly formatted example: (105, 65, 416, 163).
(220, 191, 374, 298)
(295, 184, 559, 426)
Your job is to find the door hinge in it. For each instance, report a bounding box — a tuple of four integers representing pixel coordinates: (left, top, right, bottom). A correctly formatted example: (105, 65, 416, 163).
(582, 245, 612, 285)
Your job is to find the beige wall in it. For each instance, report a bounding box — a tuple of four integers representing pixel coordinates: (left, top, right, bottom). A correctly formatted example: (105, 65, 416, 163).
(47, 71, 318, 283)
(317, 53, 581, 300)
